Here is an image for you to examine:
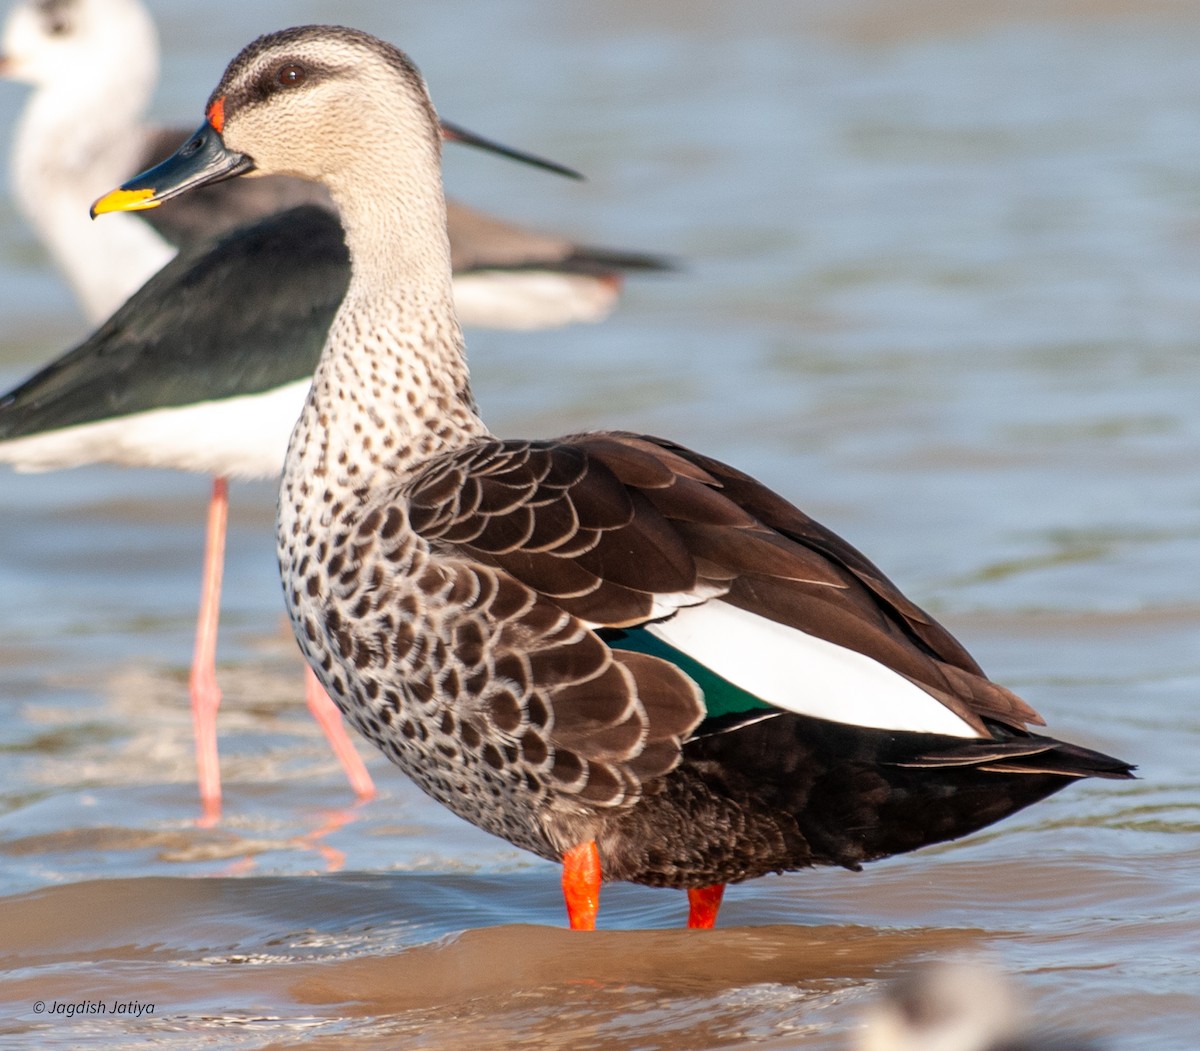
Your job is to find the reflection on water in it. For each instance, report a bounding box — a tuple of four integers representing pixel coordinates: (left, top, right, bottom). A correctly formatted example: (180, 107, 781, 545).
(1, 0, 1198, 1048)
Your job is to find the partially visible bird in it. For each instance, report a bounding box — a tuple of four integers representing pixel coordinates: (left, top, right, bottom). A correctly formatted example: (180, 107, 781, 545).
(858, 961, 1106, 1051)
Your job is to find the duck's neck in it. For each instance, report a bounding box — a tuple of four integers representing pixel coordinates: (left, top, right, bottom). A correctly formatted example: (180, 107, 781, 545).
(281, 152, 489, 518)
(14, 66, 173, 323)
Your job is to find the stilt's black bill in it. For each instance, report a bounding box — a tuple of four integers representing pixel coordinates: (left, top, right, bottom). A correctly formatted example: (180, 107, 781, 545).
(439, 119, 583, 181)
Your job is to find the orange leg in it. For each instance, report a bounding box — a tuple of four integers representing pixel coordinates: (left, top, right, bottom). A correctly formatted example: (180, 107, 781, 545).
(561, 841, 602, 930)
(687, 884, 725, 929)
(303, 666, 376, 799)
(190, 476, 228, 825)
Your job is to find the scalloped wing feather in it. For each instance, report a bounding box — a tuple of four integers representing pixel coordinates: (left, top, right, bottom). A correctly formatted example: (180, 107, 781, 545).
(398, 430, 1044, 804)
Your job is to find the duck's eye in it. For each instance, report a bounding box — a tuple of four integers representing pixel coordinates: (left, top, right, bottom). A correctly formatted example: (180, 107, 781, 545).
(277, 63, 306, 87)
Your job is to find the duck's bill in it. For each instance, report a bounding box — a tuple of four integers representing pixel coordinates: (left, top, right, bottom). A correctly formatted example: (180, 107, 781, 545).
(438, 120, 583, 181)
(91, 121, 254, 217)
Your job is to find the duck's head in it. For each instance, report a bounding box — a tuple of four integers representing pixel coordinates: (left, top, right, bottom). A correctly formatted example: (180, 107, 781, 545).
(0, 0, 157, 91)
(92, 24, 579, 218)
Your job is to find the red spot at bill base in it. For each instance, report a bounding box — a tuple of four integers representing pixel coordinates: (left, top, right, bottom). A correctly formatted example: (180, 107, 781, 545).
(206, 96, 226, 133)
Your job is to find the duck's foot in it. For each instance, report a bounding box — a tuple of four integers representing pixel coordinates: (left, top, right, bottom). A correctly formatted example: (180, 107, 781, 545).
(686, 884, 725, 928)
(561, 840, 601, 930)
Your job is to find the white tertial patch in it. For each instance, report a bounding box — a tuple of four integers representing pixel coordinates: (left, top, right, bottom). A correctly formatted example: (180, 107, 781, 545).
(452, 270, 619, 330)
(580, 585, 724, 632)
(0, 379, 309, 478)
(644, 585, 727, 622)
(647, 600, 982, 738)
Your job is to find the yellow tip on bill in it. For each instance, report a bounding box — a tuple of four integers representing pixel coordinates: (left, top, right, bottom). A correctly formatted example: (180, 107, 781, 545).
(90, 186, 161, 218)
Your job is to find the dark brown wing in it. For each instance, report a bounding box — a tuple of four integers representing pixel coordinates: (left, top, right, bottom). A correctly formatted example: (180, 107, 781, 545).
(399, 433, 1041, 805)
(586, 433, 1043, 732)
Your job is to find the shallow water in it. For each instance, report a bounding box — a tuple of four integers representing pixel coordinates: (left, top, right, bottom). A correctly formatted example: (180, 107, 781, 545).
(0, 1, 1197, 1048)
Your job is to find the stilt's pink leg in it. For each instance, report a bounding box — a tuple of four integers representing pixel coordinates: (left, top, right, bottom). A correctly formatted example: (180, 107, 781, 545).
(190, 476, 228, 825)
(303, 665, 376, 799)
(189, 478, 374, 819)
